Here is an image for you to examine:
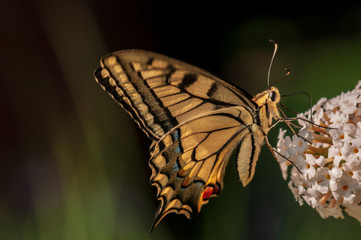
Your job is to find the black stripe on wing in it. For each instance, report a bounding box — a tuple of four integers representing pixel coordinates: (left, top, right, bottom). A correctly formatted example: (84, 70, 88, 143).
(94, 50, 258, 141)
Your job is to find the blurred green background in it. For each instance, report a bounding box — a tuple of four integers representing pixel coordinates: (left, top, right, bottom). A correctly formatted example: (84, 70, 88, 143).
(2, 1, 361, 239)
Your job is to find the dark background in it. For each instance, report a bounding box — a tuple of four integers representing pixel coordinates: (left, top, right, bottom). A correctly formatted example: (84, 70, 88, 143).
(2, 1, 361, 239)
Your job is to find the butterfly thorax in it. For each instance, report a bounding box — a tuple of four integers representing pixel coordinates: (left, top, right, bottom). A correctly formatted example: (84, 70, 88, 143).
(252, 86, 281, 135)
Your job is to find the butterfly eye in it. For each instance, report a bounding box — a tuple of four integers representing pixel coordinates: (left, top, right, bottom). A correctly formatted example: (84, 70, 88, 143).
(269, 90, 277, 102)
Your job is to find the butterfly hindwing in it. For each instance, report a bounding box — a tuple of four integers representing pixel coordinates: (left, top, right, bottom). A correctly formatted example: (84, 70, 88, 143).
(94, 50, 257, 140)
(149, 106, 256, 228)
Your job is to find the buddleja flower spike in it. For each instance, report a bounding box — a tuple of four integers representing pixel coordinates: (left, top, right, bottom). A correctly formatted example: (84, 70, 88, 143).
(276, 81, 361, 223)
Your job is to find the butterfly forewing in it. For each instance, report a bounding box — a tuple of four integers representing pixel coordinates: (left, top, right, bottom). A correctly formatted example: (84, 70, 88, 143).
(94, 49, 281, 230)
(94, 50, 257, 140)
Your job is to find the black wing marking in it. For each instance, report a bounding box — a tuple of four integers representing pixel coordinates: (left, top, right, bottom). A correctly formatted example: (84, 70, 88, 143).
(94, 50, 258, 140)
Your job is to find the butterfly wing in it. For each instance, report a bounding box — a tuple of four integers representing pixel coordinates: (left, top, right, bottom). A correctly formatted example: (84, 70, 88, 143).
(149, 106, 259, 229)
(94, 50, 270, 229)
(94, 50, 257, 141)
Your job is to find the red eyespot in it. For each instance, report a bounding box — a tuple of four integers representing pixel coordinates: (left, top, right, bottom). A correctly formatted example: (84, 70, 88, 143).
(202, 185, 220, 200)
(202, 187, 213, 200)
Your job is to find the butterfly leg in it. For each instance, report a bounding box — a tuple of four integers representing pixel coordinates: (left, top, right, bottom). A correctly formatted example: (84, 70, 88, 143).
(265, 136, 303, 174)
(282, 117, 336, 131)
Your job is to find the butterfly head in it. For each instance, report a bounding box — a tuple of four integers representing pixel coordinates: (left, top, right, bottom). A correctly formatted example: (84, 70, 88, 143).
(268, 86, 281, 104)
(253, 86, 280, 106)
(252, 86, 281, 130)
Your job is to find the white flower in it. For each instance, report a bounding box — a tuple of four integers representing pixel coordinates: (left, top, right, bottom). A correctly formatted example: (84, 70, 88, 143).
(276, 80, 361, 225)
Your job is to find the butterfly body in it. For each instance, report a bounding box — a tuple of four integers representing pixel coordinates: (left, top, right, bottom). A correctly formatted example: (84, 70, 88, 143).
(94, 50, 281, 229)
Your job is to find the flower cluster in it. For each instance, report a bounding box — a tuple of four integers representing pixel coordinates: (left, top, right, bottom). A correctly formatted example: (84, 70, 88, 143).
(276, 81, 361, 223)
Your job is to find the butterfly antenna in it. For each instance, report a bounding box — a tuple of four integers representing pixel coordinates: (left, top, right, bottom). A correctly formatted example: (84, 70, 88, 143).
(267, 39, 278, 88)
(270, 68, 292, 87)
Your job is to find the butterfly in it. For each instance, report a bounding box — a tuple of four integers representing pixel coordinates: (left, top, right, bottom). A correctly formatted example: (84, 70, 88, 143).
(94, 45, 282, 230)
